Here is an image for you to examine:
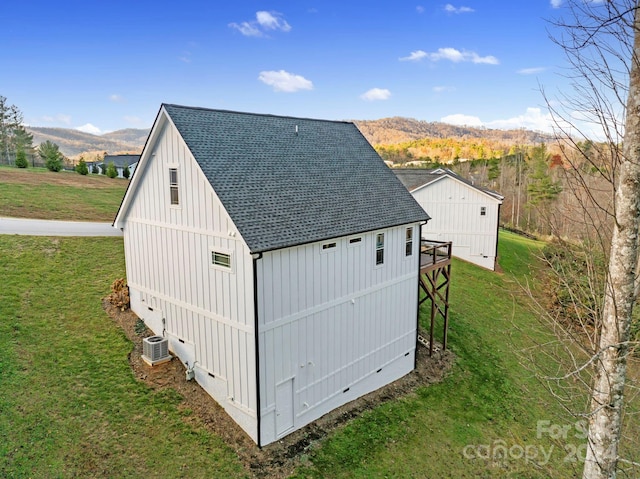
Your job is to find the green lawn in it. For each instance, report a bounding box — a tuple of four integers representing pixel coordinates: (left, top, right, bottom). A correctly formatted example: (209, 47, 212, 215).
(0, 236, 246, 478)
(2, 228, 636, 477)
(0, 166, 127, 221)
(294, 232, 585, 478)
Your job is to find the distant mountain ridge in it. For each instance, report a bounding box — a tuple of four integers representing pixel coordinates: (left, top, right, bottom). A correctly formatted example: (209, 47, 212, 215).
(26, 126, 150, 158)
(353, 117, 555, 145)
(26, 117, 554, 159)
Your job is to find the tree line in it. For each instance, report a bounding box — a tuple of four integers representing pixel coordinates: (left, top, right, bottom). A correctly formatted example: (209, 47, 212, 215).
(0, 95, 129, 178)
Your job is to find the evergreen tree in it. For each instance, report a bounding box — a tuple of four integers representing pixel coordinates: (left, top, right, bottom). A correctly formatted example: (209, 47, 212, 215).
(76, 157, 89, 175)
(106, 162, 118, 178)
(0, 96, 24, 164)
(38, 140, 64, 172)
(526, 144, 562, 206)
(14, 147, 27, 168)
(12, 125, 34, 163)
(123, 164, 131, 179)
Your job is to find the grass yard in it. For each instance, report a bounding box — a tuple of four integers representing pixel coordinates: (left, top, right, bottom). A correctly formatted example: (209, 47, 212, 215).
(0, 230, 601, 479)
(1, 204, 638, 476)
(0, 166, 127, 221)
(0, 236, 246, 478)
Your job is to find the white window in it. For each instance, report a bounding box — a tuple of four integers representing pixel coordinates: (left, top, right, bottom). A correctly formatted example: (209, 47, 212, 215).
(480, 206, 486, 216)
(169, 168, 179, 206)
(376, 233, 384, 265)
(322, 242, 337, 251)
(405, 227, 413, 256)
(211, 251, 231, 269)
(348, 236, 362, 247)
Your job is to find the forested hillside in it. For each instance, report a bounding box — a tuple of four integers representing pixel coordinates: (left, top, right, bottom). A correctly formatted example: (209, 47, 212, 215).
(355, 117, 553, 146)
(355, 117, 556, 164)
(26, 126, 149, 158)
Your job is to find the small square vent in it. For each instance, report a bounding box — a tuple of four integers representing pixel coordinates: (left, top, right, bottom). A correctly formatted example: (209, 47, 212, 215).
(142, 336, 170, 365)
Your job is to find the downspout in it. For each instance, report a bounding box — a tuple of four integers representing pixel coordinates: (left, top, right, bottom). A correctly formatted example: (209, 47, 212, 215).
(494, 203, 502, 270)
(252, 252, 263, 447)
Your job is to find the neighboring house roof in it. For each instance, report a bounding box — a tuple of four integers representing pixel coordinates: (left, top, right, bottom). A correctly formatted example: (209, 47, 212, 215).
(103, 154, 140, 168)
(116, 104, 429, 253)
(392, 168, 504, 202)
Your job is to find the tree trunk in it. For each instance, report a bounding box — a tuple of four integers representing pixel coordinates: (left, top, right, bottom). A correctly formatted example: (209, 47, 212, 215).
(583, 6, 640, 478)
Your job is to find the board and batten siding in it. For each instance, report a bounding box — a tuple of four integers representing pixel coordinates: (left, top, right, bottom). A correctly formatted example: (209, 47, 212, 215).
(121, 122, 258, 441)
(412, 176, 501, 270)
(256, 224, 420, 444)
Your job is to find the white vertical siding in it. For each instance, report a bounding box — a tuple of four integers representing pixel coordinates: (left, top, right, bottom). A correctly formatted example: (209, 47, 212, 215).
(121, 122, 258, 441)
(413, 176, 501, 270)
(257, 224, 420, 445)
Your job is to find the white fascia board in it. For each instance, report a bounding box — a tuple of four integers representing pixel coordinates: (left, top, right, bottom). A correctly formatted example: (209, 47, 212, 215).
(113, 106, 169, 230)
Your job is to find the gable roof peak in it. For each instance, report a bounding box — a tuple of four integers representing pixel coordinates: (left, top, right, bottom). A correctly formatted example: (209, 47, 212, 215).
(146, 105, 429, 253)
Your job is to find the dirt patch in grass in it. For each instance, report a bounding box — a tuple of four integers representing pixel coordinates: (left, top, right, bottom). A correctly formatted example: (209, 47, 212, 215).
(1, 167, 127, 189)
(103, 300, 454, 479)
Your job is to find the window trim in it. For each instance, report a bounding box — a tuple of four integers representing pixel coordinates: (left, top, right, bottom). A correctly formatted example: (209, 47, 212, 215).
(480, 206, 487, 216)
(405, 227, 414, 257)
(169, 166, 180, 207)
(375, 232, 385, 266)
(348, 236, 363, 247)
(210, 248, 234, 272)
(321, 241, 337, 252)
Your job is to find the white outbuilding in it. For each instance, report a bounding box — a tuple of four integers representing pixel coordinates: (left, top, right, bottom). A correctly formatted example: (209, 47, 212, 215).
(393, 168, 503, 271)
(113, 104, 429, 446)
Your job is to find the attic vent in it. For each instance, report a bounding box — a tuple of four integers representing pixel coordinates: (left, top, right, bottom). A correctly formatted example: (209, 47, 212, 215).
(142, 336, 170, 365)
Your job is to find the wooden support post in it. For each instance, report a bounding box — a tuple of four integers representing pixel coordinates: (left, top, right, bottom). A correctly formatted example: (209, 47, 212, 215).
(418, 240, 452, 357)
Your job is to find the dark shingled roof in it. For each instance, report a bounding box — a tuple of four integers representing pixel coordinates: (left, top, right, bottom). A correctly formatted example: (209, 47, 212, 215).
(392, 168, 504, 201)
(103, 154, 140, 168)
(163, 104, 429, 253)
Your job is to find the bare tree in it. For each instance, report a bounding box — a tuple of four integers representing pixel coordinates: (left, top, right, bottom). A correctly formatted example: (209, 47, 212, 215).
(544, 1, 640, 477)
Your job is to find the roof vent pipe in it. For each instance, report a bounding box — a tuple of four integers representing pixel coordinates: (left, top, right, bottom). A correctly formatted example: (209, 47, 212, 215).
(295, 125, 298, 135)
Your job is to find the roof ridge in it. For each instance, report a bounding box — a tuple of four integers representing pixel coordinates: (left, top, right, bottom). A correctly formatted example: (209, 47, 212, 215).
(162, 103, 354, 126)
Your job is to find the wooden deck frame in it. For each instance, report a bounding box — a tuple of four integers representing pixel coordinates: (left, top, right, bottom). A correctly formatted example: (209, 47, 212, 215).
(419, 240, 452, 356)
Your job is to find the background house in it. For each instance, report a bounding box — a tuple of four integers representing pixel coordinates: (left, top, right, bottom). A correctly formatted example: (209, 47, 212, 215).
(88, 154, 139, 177)
(113, 104, 429, 446)
(393, 168, 503, 270)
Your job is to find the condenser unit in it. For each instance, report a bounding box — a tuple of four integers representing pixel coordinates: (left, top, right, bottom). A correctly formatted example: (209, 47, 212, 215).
(142, 335, 170, 365)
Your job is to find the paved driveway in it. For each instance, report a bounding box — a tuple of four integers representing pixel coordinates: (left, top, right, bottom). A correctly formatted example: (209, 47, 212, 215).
(0, 217, 123, 237)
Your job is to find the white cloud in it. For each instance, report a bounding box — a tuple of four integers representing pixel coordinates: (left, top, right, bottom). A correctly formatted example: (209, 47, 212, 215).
(76, 123, 102, 135)
(360, 88, 391, 101)
(399, 50, 428, 61)
(401, 47, 498, 64)
(230, 11, 291, 37)
(416, 5, 425, 13)
(109, 94, 124, 103)
(486, 108, 554, 131)
(433, 85, 455, 93)
(441, 107, 555, 133)
(550, 0, 562, 8)
(229, 21, 262, 37)
(441, 114, 484, 127)
(258, 70, 313, 92)
(256, 11, 291, 31)
(517, 66, 546, 75)
(444, 4, 475, 13)
(42, 114, 72, 125)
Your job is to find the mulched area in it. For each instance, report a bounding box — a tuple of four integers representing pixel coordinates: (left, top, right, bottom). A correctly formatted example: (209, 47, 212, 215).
(103, 300, 455, 478)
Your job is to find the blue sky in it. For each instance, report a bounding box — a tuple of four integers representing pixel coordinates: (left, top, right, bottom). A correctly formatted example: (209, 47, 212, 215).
(1, 1, 577, 135)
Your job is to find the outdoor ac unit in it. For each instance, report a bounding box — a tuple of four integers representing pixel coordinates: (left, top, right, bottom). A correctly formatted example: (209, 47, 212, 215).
(142, 336, 170, 365)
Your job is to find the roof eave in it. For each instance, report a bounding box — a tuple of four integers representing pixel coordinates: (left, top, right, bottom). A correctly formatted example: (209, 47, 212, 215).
(112, 105, 169, 230)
